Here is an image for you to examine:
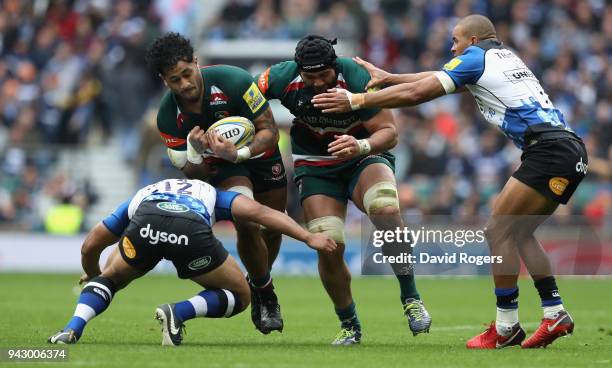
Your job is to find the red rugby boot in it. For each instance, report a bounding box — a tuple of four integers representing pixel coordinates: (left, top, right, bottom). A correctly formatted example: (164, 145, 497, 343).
(466, 322, 525, 349)
(521, 311, 574, 349)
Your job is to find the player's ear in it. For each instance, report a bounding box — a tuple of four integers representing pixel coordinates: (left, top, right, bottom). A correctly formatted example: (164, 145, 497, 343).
(193, 56, 198, 67)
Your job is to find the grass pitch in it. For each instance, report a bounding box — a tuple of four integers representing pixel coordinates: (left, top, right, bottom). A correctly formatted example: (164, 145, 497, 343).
(1, 274, 611, 367)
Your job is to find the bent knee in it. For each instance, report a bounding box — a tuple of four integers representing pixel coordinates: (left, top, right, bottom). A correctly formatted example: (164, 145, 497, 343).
(228, 285, 250, 315)
(487, 215, 536, 241)
(261, 227, 282, 239)
(369, 204, 400, 218)
(235, 220, 260, 233)
(363, 181, 399, 216)
(236, 288, 250, 313)
(307, 216, 345, 244)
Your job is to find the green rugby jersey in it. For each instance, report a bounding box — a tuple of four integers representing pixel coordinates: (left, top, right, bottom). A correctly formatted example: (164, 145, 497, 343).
(256, 58, 382, 168)
(157, 65, 274, 158)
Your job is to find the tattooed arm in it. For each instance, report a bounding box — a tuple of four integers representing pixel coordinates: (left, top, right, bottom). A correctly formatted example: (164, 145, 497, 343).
(248, 106, 279, 157)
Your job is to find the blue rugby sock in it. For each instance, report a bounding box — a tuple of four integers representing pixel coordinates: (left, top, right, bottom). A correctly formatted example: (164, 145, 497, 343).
(65, 277, 115, 338)
(495, 287, 519, 336)
(174, 289, 242, 321)
(534, 276, 565, 318)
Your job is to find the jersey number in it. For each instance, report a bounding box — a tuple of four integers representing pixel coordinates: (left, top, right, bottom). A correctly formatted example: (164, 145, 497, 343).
(164, 179, 193, 195)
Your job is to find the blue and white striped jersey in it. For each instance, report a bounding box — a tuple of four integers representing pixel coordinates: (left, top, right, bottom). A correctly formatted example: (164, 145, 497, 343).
(102, 179, 240, 237)
(435, 40, 574, 149)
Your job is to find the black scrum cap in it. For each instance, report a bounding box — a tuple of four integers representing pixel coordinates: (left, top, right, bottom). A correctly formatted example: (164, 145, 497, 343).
(295, 35, 338, 72)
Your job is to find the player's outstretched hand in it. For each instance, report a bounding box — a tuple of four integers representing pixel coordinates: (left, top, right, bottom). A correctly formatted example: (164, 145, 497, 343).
(353, 56, 391, 90)
(312, 88, 352, 113)
(305, 233, 337, 253)
(188, 126, 209, 153)
(206, 130, 238, 162)
(328, 134, 361, 159)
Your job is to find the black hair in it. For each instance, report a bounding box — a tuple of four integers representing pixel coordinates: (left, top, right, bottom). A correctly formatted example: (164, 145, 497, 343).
(145, 32, 194, 75)
(294, 35, 338, 72)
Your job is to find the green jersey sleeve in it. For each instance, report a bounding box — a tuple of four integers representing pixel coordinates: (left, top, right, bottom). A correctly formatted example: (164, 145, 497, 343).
(156, 91, 187, 151)
(216, 65, 270, 121)
(256, 61, 298, 100)
(338, 58, 382, 122)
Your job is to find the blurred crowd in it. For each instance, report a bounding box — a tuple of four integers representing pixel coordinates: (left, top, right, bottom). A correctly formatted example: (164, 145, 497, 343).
(0, 0, 166, 231)
(0, 0, 610, 231)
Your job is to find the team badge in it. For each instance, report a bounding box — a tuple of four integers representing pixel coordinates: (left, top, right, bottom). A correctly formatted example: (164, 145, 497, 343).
(272, 163, 282, 176)
(122, 236, 136, 259)
(548, 177, 569, 196)
(297, 179, 303, 195)
(243, 83, 266, 113)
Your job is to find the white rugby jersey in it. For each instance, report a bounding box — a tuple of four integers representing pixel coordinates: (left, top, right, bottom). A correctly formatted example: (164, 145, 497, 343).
(435, 40, 574, 149)
(102, 179, 240, 237)
(128, 179, 217, 224)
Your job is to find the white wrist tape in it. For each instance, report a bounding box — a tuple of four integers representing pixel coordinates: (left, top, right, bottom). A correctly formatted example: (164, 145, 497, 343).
(357, 139, 372, 155)
(235, 146, 251, 163)
(339, 88, 364, 111)
(167, 148, 187, 169)
(186, 134, 203, 165)
(434, 71, 456, 94)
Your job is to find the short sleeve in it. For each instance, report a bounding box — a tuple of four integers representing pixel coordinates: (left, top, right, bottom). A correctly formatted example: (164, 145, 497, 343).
(214, 191, 241, 221)
(441, 46, 485, 88)
(256, 67, 273, 98)
(256, 61, 298, 100)
(102, 199, 132, 237)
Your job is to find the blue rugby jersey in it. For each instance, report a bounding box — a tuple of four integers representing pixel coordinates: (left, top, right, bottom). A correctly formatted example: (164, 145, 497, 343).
(434, 40, 574, 149)
(102, 179, 240, 237)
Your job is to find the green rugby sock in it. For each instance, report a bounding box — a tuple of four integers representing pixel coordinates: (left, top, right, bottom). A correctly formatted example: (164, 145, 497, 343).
(397, 274, 420, 302)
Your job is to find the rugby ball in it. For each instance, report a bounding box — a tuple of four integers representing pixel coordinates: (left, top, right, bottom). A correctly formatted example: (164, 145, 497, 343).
(206, 116, 255, 153)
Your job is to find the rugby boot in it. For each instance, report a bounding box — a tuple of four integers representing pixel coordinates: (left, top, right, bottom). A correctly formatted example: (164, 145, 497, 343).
(522, 310, 574, 348)
(249, 276, 283, 334)
(403, 298, 432, 335)
(331, 327, 361, 346)
(48, 329, 78, 344)
(155, 303, 185, 346)
(466, 322, 525, 349)
(248, 280, 263, 332)
(259, 296, 284, 334)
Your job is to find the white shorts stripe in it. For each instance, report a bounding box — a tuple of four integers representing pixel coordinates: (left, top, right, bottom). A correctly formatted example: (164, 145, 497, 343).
(223, 289, 235, 317)
(188, 295, 208, 317)
(84, 281, 113, 301)
(74, 304, 96, 321)
(292, 154, 346, 162)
